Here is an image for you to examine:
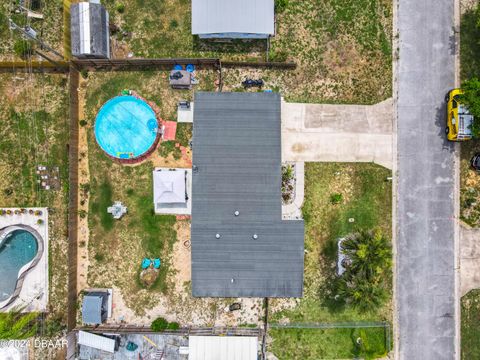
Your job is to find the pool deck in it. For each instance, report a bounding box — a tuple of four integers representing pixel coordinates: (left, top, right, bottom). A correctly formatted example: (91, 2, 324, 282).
(0, 208, 49, 312)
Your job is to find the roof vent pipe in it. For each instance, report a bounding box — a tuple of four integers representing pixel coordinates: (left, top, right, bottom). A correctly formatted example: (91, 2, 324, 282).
(234, 210, 240, 216)
(215, 233, 221, 239)
(252, 234, 258, 240)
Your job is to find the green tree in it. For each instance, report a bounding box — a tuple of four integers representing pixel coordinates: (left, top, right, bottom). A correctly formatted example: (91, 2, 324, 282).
(335, 230, 392, 312)
(151, 317, 168, 331)
(341, 230, 392, 281)
(0, 308, 38, 339)
(460, 77, 480, 138)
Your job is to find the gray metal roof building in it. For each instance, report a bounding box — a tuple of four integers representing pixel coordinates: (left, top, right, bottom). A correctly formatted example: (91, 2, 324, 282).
(191, 0, 275, 39)
(191, 92, 304, 298)
(82, 292, 108, 325)
(70, 2, 110, 59)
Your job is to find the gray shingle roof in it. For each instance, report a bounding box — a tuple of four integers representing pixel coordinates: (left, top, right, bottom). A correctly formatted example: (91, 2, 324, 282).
(191, 92, 304, 298)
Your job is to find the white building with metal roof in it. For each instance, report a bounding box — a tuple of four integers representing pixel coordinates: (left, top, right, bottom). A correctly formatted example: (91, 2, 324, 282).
(191, 0, 275, 39)
(188, 336, 258, 360)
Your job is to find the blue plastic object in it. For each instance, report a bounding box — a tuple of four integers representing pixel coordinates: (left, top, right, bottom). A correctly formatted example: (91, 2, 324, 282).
(141, 258, 151, 269)
(173, 64, 183, 70)
(186, 64, 195, 73)
(263, 89, 273, 92)
(153, 258, 161, 269)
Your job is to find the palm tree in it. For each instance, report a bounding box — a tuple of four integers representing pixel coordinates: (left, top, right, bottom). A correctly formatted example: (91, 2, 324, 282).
(336, 277, 388, 312)
(341, 230, 392, 282)
(0, 308, 38, 339)
(335, 230, 392, 312)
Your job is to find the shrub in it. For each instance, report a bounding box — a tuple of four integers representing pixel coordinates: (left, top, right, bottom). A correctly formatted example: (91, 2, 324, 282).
(151, 317, 169, 331)
(275, 0, 289, 13)
(269, 49, 289, 62)
(94, 253, 105, 262)
(169, 19, 179, 29)
(166, 322, 180, 330)
(79, 119, 88, 127)
(460, 77, 480, 137)
(80, 69, 89, 79)
(14, 40, 33, 58)
(330, 193, 343, 204)
(116, 4, 125, 13)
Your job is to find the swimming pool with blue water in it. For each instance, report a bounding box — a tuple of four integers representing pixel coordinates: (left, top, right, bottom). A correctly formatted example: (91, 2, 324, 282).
(95, 96, 159, 160)
(0, 229, 38, 302)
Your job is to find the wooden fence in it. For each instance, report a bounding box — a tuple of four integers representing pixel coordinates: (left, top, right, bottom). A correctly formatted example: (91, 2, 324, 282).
(77, 325, 262, 337)
(0, 61, 69, 73)
(71, 58, 221, 71)
(0, 58, 296, 72)
(66, 67, 80, 331)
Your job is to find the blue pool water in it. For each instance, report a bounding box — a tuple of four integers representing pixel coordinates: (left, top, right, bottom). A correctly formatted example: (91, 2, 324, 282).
(0, 230, 38, 302)
(95, 96, 159, 159)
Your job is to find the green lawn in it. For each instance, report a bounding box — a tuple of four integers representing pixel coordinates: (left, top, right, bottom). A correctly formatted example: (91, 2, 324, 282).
(99, 0, 392, 104)
(269, 327, 389, 360)
(84, 71, 207, 315)
(0, 74, 69, 327)
(459, 4, 480, 227)
(461, 289, 480, 359)
(0, 0, 64, 58)
(269, 0, 392, 103)
(460, 5, 480, 81)
(460, 139, 480, 227)
(269, 163, 392, 358)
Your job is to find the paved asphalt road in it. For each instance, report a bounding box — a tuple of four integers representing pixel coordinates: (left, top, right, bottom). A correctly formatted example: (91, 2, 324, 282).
(396, 0, 457, 359)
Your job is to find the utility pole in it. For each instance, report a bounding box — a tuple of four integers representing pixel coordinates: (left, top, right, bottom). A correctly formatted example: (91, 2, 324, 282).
(9, 18, 64, 60)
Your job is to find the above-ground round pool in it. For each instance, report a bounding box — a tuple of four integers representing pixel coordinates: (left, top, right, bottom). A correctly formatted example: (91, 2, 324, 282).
(0, 228, 39, 303)
(95, 96, 160, 162)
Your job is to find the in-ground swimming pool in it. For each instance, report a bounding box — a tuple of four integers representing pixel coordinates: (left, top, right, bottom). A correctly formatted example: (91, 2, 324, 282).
(0, 229, 39, 302)
(95, 96, 159, 161)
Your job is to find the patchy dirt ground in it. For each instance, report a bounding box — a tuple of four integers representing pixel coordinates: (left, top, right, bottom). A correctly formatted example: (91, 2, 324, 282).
(0, 74, 69, 324)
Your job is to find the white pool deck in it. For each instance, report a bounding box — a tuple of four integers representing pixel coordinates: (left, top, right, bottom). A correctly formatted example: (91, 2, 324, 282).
(0, 208, 48, 312)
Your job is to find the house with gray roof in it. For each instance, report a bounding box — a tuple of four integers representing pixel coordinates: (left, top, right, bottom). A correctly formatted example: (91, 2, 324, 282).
(70, 1, 110, 59)
(191, 92, 304, 298)
(191, 0, 275, 39)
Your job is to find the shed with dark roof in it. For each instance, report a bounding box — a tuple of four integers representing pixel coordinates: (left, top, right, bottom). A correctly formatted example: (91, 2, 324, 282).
(70, 2, 110, 59)
(191, 92, 304, 298)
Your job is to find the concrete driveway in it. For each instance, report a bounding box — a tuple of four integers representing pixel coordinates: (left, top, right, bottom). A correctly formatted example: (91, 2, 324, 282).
(281, 99, 393, 169)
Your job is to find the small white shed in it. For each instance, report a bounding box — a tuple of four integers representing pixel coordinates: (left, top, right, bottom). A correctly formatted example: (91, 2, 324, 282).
(153, 168, 192, 215)
(78, 331, 115, 353)
(192, 0, 275, 39)
(188, 336, 258, 360)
